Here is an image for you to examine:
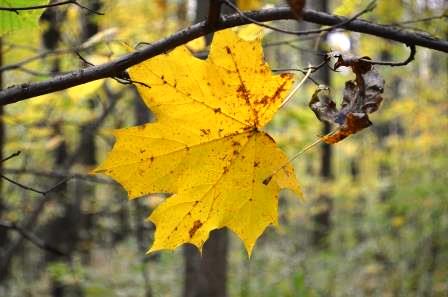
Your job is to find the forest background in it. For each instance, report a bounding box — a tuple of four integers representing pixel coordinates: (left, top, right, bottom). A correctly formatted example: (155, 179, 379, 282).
(0, 0, 447, 297)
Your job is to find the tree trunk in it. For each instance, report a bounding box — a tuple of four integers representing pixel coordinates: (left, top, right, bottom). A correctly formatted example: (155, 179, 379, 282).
(183, 230, 228, 297)
(134, 89, 154, 297)
(0, 37, 8, 284)
(307, 0, 333, 248)
(76, 0, 102, 264)
(182, 2, 234, 297)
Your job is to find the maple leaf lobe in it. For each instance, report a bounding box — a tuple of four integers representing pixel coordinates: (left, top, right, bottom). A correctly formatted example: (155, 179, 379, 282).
(94, 29, 301, 255)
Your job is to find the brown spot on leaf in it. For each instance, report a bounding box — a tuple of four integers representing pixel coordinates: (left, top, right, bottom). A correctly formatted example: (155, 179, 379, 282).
(225, 46, 231, 54)
(140, 149, 146, 154)
(253, 161, 259, 167)
(269, 80, 289, 104)
(189, 220, 203, 238)
(223, 166, 229, 174)
(200, 128, 211, 136)
(214, 108, 222, 113)
(237, 84, 251, 105)
(255, 95, 270, 105)
(262, 175, 273, 186)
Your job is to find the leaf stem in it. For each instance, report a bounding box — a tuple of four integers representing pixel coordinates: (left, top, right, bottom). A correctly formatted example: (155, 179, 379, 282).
(279, 67, 312, 109)
(263, 130, 337, 186)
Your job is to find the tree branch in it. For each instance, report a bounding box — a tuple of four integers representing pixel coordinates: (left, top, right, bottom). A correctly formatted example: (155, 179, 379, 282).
(359, 44, 416, 66)
(222, 0, 377, 36)
(0, 7, 447, 105)
(0, 0, 104, 15)
(3, 168, 115, 185)
(1, 150, 21, 162)
(0, 220, 66, 256)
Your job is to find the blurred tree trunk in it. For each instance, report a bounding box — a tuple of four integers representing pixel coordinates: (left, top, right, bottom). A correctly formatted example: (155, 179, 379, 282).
(39, 4, 85, 297)
(134, 89, 154, 297)
(0, 38, 7, 283)
(76, 0, 102, 265)
(308, 0, 333, 248)
(182, 2, 234, 297)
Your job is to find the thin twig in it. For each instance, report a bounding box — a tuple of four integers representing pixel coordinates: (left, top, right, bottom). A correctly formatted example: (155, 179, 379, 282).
(273, 57, 329, 85)
(358, 44, 416, 66)
(279, 67, 313, 108)
(392, 14, 448, 26)
(1, 151, 21, 163)
(0, 174, 46, 195)
(43, 177, 72, 194)
(74, 51, 94, 66)
(3, 168, 115, 185)
(0, 221, 66, 256)
(0, 0, 104, 15)
(207, 0, 222, 28)
(263, 130, 337, 185)
(75, 51, 151, 88)
(0, 155, 74, 196)
(2, 6, 447, 105)
(222, 0, 377, 36)
(273, 68, 320, 85)
(13, 66, 58, 77)
(0, 45, 93, 74)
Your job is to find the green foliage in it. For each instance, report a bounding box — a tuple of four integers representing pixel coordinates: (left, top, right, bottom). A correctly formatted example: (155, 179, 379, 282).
(0, 0, 48, 35)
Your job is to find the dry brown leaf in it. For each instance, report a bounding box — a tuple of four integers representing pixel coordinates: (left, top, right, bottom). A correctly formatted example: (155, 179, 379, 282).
(309, 53, 385, 144)
(286, 0, 306, 18)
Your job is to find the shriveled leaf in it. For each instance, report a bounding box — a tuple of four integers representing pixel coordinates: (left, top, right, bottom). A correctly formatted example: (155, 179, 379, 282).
(309, 53, 385, 143)
(94, 29, 301, 255)
(286, 0, 306, 18)
(322, 112, 371, 144)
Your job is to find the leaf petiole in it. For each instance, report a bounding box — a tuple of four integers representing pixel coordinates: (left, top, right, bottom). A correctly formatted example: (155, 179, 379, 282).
(263, 129, 338, 186)
(279, 66, 312, 109)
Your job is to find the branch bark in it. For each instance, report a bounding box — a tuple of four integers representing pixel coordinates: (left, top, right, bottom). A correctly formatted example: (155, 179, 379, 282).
(0, 220, 66, 256)
(0, 0, 103, 15)
(0, 7, 446, 106)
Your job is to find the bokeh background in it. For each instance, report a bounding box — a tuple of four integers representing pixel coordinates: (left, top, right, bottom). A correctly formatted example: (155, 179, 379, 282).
(0, 1, 447, 296)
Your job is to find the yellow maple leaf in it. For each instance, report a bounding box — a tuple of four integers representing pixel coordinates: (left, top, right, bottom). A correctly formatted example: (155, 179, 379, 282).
(94, 29, 301, 255)
(237, 0, 262, 10)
